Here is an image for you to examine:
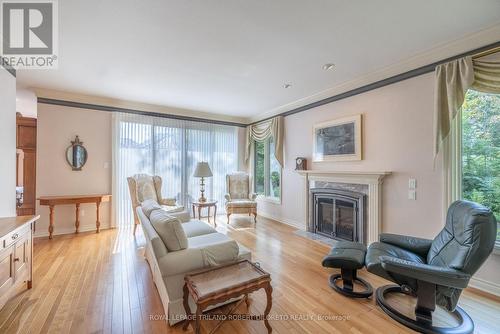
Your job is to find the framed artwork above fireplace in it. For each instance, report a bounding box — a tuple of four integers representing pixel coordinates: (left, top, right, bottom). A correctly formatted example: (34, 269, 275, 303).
(312, 114, 362, 162)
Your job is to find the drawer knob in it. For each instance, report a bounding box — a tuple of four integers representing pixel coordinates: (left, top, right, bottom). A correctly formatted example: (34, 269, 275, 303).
(14, 258, 20, 262)
(11, 233, 19, 240)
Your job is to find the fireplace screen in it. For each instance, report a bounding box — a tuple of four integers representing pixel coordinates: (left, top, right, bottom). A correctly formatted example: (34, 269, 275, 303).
(312, 190, 364, 242)
(317, 198, 334, 236)
(335, 199, 355, 241)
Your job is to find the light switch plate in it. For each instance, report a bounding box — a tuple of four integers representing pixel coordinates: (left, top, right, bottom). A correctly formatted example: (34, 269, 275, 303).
(409, 178, 417, 189)
(408, 190, 416, 200)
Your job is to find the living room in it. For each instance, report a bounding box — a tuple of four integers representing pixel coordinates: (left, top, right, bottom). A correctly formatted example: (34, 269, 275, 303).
(0, 1, 499, 333)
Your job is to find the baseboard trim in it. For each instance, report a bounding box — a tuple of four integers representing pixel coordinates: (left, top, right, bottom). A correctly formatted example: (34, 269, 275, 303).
(468, 277, 500, 297)
(258, 211, 304, 230)
(34, 223, 111, 238)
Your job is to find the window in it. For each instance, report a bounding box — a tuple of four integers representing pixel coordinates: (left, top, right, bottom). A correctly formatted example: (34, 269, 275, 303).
(115, 113, 238, 226)
(461, 90, 499, 244)
(254, 138, 281, 201)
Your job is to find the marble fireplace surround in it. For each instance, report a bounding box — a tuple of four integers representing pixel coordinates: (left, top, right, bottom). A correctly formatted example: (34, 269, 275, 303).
(296, 170, 391, 245)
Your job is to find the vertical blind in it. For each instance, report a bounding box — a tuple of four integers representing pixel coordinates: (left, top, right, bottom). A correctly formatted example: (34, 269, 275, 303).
(113, 112, 239, 227)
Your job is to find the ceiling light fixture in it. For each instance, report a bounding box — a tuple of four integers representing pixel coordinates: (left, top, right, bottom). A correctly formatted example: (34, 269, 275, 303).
(283, 83, 292, 89)
(323, 63, 335, 71)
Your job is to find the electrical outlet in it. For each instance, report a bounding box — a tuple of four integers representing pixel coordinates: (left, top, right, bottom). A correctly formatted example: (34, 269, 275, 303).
(409, 178, 417, 189)
(408, 190, 416, 200)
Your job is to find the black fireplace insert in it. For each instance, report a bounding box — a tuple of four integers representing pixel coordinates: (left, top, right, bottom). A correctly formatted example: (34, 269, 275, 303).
(310, 188, 365, 243)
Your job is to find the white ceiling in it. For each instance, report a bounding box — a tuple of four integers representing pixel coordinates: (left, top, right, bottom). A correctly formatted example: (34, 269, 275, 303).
(16, 0, 500, 121)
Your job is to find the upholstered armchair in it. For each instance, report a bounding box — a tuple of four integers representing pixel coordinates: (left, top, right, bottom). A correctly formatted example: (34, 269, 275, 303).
(366, 200, 497, 334)
(225, 172, 257, 223)
(127, 174, 185, 234)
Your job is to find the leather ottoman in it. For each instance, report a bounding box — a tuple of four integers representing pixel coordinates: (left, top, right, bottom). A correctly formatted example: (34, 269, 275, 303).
(322, 241, 373, 298)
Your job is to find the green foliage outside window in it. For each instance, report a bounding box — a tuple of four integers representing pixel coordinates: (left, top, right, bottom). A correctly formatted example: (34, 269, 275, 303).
(271, 171, 281, 197)
(254, 139, 281, 199)
(461, 90, 499, 241)
(254, 141, 265, 194)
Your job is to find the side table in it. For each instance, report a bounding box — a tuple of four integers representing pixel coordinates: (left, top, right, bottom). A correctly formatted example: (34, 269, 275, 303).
(192, 200, 218, 226)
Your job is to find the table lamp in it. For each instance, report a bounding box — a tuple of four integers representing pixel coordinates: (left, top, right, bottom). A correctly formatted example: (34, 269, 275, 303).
(193, 162, 212, 202)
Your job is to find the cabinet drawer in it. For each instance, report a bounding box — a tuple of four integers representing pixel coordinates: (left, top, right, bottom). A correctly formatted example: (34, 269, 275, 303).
(2, 225, 30, 249)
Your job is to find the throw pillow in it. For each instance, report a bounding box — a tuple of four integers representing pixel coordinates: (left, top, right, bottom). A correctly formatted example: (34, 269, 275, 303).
(149, 209, 188, 251)
(141, 199, 162, 218)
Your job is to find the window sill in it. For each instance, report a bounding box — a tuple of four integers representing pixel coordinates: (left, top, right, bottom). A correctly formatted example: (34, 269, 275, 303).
(257, 195, 281, 205)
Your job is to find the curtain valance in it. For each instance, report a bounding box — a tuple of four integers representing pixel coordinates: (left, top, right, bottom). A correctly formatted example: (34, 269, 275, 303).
(245, 116, 284, 167)
(434, 55, 500, 158)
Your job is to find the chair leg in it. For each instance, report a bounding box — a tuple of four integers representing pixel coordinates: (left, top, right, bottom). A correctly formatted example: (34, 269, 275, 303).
(133, 223, 138, 235)
(253, 211, 257, 223)
(227, 213, 231, 224)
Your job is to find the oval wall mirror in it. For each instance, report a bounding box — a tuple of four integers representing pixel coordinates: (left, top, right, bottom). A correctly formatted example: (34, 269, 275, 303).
(66, 136, 88, 171)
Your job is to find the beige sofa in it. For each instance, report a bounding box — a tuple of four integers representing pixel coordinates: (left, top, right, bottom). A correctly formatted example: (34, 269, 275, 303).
(137, 200, 251, 325)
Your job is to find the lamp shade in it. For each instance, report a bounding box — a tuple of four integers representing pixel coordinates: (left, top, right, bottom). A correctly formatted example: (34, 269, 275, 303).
(193, 162, 213, 177)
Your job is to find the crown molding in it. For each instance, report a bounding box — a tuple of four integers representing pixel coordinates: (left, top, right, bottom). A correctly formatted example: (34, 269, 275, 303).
(34, 88, 249, 125)
(250, 23, 500, 123)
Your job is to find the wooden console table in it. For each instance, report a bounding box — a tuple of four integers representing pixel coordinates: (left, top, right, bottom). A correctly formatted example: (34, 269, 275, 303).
(38, 194, 111, 239)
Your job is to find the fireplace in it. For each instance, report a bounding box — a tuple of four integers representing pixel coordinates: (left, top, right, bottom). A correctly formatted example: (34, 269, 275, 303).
(310, 188, 365, 243)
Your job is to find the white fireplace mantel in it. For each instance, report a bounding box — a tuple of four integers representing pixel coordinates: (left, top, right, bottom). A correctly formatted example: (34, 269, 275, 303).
(296, 170, 391, 244)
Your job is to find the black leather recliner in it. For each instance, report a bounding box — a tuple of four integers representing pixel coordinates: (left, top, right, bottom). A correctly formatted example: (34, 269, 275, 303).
(366, 200, 497, 334)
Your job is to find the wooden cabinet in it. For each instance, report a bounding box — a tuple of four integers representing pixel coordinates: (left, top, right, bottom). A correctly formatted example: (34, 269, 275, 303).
(13, 230, 31, 282)
(0, 246, 15, 305)
(16, 114, 37, 216)
(0, 216, 38, 310)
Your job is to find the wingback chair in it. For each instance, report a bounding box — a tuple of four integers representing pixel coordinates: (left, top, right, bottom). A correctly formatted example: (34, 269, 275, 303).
(365, 200, 497, 334)
(225, 172, 257, 223)
(127, 174, 184, 234)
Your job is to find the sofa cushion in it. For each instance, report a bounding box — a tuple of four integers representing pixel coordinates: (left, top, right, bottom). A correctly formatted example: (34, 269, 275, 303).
(167, 210, 190, 223)
(188, 232, 232, 248)
(188, 233, 239, 266)
(149, 209, 188, 251)
(182, 220, 217, 238)
(162, 205, 185, 213)
(225, 199, 257, 209)
(141, 199, 163, 218)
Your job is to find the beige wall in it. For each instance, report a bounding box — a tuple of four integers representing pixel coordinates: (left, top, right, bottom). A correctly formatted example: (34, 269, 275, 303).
(256, 72, 500, 294)
(0, 68, 16, 218)
(36, 104, 112, 237)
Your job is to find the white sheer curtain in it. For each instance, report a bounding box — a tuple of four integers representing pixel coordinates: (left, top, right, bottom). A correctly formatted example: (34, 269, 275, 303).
(112, 112, 239, 227)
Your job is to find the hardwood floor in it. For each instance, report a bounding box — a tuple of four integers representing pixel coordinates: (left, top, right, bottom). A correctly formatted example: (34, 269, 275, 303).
(0, 215, 499, 334)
